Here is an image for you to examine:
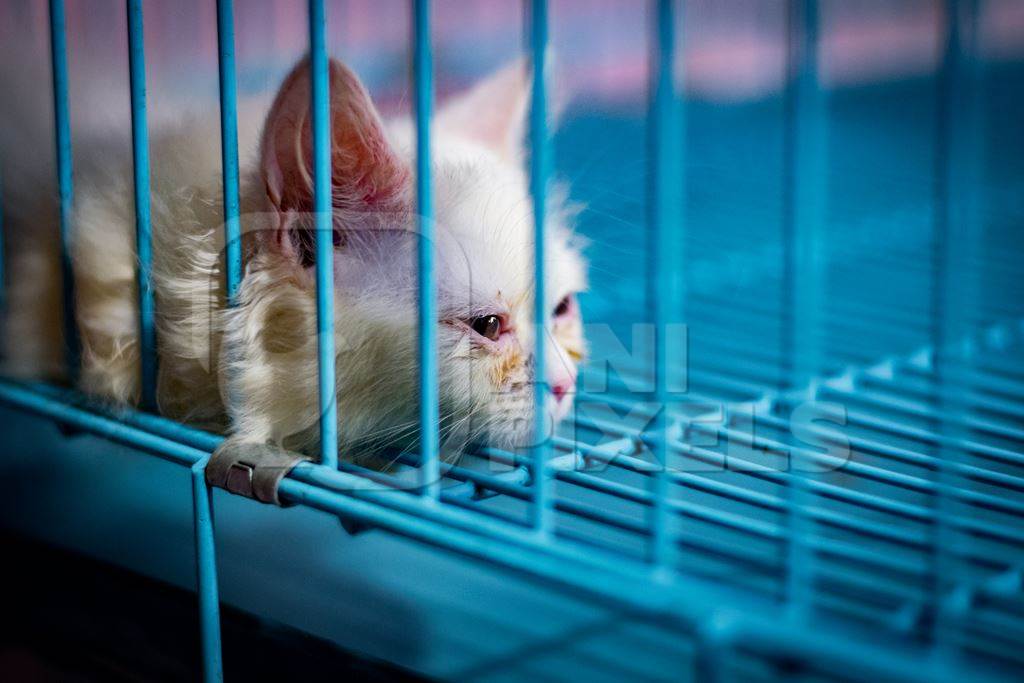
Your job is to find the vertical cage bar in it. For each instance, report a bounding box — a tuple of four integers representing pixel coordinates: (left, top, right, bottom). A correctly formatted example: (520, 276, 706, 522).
(694, 611, 738, 683)
(126, 0, 157, 410)
(647, 0, 683, 567)
(48, 0, 80, 379)
(782, 0, 827, 390)
(529, 0, 552, 534)
(930, 0, 980, 658)
(216, 0, 242, 303)
(781, 0, 826, 616)
(191, 459, 224, 682)
(414, 0, 439, 499)
(309, 0, 338, 469)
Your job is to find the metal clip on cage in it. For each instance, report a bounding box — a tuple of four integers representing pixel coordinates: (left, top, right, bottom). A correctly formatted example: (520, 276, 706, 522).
(205, 441, 311, 506)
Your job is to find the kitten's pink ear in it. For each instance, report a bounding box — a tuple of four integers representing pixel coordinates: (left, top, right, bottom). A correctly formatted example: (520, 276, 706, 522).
(435, 55, 564, 160)
(259, 57, 409, 262)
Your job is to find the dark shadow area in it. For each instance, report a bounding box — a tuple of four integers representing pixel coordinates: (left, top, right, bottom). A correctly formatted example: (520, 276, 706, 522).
(0, 532, 427, 682)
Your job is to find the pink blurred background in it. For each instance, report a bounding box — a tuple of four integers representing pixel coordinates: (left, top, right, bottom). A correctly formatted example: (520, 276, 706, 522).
(3, 0, 1023, 129)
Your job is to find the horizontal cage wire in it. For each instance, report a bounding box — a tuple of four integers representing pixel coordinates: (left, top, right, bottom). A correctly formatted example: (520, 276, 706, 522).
(0, 0, 1021, 681)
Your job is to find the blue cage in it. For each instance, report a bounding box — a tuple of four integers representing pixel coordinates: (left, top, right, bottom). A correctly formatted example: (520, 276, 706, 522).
(0, 0, 1023, 680)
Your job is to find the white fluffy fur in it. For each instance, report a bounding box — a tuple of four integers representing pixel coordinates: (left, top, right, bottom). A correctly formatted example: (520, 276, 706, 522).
(1, 57, 586, 463)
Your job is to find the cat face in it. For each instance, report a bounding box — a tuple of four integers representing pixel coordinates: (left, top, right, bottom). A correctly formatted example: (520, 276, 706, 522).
(250, 57, 586, 456)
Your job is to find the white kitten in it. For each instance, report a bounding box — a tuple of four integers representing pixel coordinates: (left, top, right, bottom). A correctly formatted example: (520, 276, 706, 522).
(2, 57, 587, 463)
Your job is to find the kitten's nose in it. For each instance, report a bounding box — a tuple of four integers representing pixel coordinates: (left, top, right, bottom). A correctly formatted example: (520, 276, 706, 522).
(551, 377, 575, 403)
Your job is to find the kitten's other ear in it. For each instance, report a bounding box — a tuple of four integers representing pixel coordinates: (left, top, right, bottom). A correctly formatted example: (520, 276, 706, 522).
(259, 57, 409, 261)
(436, 54, 565, 161)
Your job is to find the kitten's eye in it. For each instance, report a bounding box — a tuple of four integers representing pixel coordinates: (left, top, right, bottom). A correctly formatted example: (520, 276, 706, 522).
(553, 295, 573, 318)
(470, 315, 502, 341)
